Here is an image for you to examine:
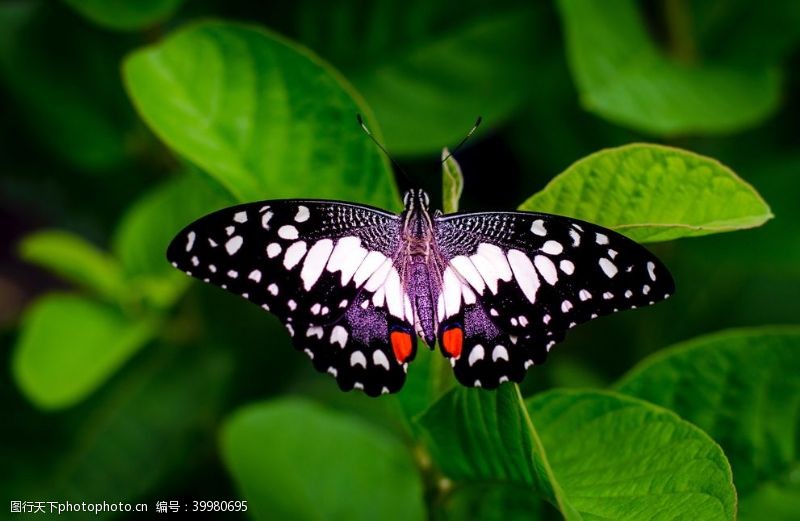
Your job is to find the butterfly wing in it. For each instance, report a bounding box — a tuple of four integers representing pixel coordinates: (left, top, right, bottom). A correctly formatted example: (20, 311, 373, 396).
(167, 200, 415, 395)
(434, 211, 674, 388)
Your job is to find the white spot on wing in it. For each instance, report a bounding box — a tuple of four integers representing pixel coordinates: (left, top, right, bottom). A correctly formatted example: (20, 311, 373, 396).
(268, 283, 279, 296)
(301, 239, 334, 290)
(534, 255, 558, 285)
(330, 325, 348, 348)
(561, 300, 573, 313)
(283, 241, 308, 269)
(327, 236, 368, 285)
(442, 267, 462, 317)
(559, 259, 575, 275)
(225, 236, 243, 255)
(294, 205, 310, 223)
(492, 345, 509, 362)
(384, 268, 404, 318)
(450, 256, 486, 294)
(261, 211, 273, 229)
(599, 258, 618, 278)
(227, 269, 238, 279)
(530, 219, 546, 236)
(596, 233, 609, 245)
(233, 211, 247, 223)
(541, 240, 563, 255)
(266, 242, 282, 258)
(248, 269, 261, 283)
(468, 345, 485, 366)
(353, 251, 387, 286)
(579, 289, 592, 301)
(470, 243, 512, 294)
(306, 326, 323, 339)
(507, 249, 540, 304)
(350, 351, 367, 368)
(364, 258, 393, 292)
(373, 350, 390, 370)
(278, 225, 299, 240)
(569, 229, 580, 247)
(647, 261, 657, 281)
(185, 231, 196, 252)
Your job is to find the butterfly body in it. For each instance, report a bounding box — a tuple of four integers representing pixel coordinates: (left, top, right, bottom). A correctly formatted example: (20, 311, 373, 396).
(168, 188, 674, 396)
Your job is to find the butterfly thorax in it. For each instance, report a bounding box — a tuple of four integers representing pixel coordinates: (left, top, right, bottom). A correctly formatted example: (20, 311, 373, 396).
(400, 189, 442, 347)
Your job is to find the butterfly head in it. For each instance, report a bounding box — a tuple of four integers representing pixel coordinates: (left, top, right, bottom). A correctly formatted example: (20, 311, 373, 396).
(402, 189, 430, 213)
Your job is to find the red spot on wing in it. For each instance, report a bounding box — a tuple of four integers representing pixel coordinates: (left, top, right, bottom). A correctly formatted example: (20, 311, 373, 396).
(391, 331, 413, 363)
(442, 327, 463, 359)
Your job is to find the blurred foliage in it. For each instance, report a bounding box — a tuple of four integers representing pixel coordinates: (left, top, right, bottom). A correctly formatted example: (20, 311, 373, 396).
(1, 0, 798, 520)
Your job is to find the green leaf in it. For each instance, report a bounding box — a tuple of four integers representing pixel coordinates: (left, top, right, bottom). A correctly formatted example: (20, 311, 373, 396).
(418, 385, 576, 517)
(2, 341, 233, 510)
(436, 482, 545, 520)
(221, 398, 425, 521)
(13, 294, 158, 409)
(556, 0, 780, 135)
(616, 327, 800, 520)
(0, 2, 136, 171)
(519, 143, 773, 242)
(63, 0, 184, 31)
(442, 148, 464, 214)
(419, 385, 736, 520)
(345, 2, 542, 155)
(19, 230, 127, 303)
(529, 390, 736, 520)
(123, 20, 398, 207)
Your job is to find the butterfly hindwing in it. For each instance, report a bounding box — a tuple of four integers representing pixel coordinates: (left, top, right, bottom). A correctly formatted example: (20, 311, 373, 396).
(293, 299, 416, 396)
(434, 211, 674, 386)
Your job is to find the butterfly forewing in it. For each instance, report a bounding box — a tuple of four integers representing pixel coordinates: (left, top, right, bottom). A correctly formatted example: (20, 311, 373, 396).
(433, 211, 674, 388)
(167, 199, 417, 395)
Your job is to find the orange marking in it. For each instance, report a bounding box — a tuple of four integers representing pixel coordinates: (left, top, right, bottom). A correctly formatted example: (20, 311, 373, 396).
(391, 331, 413, 363)
(442, 327, 463, 359)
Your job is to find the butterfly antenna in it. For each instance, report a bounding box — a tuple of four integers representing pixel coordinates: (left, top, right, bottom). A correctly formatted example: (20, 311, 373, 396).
(441, 116, 482, 163)
(356, 114, 412, 186)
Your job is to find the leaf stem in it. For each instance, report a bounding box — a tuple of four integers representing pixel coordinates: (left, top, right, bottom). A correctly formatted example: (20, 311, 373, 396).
(663, 0, 697, 64)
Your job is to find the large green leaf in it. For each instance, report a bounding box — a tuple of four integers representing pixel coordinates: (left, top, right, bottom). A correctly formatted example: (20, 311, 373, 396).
(519, 144, 772, 242)
(2, 341, 233, 515)
(123, 21, 398, 208)
(557, 0, 780, 135)
(418, 385, 735, 520)
(19, 230, 127, 303)
(63, 0, 184, 31)
(345, 2, 541, 155)
(616, 327, 800, 521)
(221, 398, 425, 521)
(12, 294, 158, 409)
(0, 1, 136, 171)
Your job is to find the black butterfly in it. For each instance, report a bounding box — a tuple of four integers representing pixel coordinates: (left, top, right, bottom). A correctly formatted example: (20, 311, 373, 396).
(167, 188, 674, 396)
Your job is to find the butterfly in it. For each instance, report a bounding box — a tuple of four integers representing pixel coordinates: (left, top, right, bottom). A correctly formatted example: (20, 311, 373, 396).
(167, 188, 674, 396)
